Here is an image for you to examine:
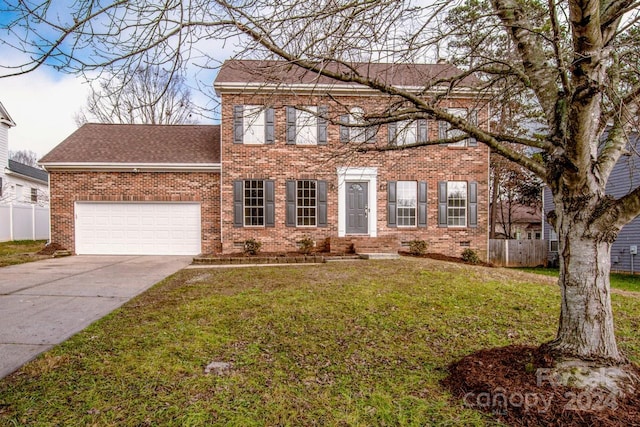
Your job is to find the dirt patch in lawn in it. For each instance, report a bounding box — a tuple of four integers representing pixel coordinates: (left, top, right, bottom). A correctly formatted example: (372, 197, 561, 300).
(443, 345, 640, 426)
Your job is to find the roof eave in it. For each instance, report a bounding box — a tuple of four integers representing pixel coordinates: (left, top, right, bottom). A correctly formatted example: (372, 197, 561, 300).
(4, 169, 48, 184)
(213, 82, 485, 98)
(40, 162, 222, 172)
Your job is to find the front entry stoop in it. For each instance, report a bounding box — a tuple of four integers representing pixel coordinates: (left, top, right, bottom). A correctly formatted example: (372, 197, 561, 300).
(329, 236, 400, 259)
(358, 253, 401, 260)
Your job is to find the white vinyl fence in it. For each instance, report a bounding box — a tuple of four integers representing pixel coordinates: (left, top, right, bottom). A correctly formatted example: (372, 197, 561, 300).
(0, 204, 49, 242)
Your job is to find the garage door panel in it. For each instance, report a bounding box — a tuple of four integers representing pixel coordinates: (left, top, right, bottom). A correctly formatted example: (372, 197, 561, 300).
(75, 202, 201, 255)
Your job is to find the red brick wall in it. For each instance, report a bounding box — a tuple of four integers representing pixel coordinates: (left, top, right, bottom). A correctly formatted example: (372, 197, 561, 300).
(49, 171, 221, 254)
(220, 93, 490, 259)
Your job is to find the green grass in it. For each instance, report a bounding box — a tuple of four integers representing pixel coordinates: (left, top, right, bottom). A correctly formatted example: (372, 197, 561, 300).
(518, 267, 640, 293)
(1, 259, 639, 426)
(0, 240, 48, 267)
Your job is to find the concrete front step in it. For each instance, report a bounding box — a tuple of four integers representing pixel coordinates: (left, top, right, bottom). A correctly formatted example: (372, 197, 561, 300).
(358, 253, 401, 260)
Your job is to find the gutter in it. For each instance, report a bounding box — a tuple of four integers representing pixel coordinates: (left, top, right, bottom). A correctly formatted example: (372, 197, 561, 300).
(40, 162, 222, 172)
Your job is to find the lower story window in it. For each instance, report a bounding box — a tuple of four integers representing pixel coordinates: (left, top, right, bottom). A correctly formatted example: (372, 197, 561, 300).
(397, 181, 417, 226)
(447, 181, 467, 227)
(297, 180, 317, 226)
(244, 180, 264, 226)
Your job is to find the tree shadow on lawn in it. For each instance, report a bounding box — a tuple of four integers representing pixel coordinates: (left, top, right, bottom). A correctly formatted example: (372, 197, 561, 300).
(443, 345, 640, 426)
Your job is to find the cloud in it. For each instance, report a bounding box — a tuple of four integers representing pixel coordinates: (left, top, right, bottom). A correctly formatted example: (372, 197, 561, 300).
(0, 69, 89, 158)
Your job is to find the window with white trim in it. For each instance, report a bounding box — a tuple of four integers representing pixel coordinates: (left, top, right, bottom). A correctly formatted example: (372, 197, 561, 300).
(349, 107, 366, 143)
(297, 180, 317, 226)
(243, 105, 266, 144)
(397, 181, 417, 227)
(296, 106, 318, 145)
(395, 120, 418, 146)
(549, 229, 559, 252)
(244, 180, 265, 226)
(447, 181, 467, 226)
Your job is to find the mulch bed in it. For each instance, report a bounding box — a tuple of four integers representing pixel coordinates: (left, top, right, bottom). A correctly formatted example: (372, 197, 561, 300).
(443, 345, 640, 426)
(399, 251, 495, 267)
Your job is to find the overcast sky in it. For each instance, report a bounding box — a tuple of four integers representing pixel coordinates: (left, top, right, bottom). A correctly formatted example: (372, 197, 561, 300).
(0, 70, 90, 159)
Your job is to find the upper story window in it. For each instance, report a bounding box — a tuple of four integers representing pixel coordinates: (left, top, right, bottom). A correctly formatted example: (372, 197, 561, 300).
(286, 106, 328, 145)
(437, 181, 478, 228)
(233, 105, 274, 145)
(31, 188, 37, 203)
(388, 119, 428, 146)
(438, 108, 478, 147)
(340, 107, 376, 143)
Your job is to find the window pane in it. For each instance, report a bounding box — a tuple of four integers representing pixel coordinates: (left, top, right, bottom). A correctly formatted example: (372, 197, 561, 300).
(447, 181, 467, 226)
(349, 107, 366, 142)
(296, 107, 318, 145)
(397, 181, 417, 227)
(296, 180, 317, 226)
(244, 180, 265, 226)
(445, 108, 467, 147)
(395, 120, 417, 146)
(243, 105, 266, 144)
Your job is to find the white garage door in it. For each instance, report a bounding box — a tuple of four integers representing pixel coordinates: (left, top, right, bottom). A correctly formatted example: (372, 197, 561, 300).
(75, 202, 201, 255)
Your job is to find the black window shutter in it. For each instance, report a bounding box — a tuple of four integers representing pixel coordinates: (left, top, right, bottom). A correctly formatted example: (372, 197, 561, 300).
(233, 180, 244, 227)
(387, 122, 397, 145)
(468, 181, 478, 228)
(317, 106, 328, 145)
(468, 110, 478, 146)
(317, 180, 328, 227)
(286, 106, 296, 144)
(418, 181, 427, 227)
(285, 180, 296, 227)
(438, 181, 448, 227)
(438, 120, 448, 145)
(265, 107, 275, 144)
(265, 180, 275, 227)
(340, 115, 350, 143)
(233, 106, 243, 144)
(387, 181, 397, 227)
(417, 119, 428, 143)
(365, 126, 377, 143)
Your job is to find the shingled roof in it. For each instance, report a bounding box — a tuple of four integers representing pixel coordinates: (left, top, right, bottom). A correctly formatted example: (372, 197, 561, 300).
(40, 124, 220, 166)
(7, 160, 48, 183)
(214, 59, 481, 90)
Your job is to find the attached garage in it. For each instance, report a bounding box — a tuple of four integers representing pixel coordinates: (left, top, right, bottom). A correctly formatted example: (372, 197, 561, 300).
(75, 202, 202, 255)
(40, 124, 222, 255)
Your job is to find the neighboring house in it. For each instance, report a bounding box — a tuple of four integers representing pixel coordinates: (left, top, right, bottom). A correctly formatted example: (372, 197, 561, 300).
(0, 102, 49, 206)
(492, 202, 542, 240)
(40, 60, 490, 257)
(543, 132, 640, 273)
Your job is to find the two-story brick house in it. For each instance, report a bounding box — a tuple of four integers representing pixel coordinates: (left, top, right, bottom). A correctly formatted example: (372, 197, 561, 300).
(214, 60, 489, 257)
(40, 59, 490, 258)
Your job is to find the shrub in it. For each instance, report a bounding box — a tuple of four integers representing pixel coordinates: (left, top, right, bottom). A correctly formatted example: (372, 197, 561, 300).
(461, 248, 480, 264)
(298, 236, 315, 255)
(243, 238, 262, 255)
(408, 239, 428, 256)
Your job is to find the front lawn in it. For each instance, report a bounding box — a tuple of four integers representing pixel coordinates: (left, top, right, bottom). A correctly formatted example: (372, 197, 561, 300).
(518, 267, 640, 293)
(1, 259, 639, 425)
(0, 240, 48, 267)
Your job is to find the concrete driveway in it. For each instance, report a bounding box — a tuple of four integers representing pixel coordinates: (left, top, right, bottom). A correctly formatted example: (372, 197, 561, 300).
(0, 255, 191, 379)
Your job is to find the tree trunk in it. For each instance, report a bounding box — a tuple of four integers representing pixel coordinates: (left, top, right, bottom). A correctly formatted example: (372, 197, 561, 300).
(544, 204, 625, 365)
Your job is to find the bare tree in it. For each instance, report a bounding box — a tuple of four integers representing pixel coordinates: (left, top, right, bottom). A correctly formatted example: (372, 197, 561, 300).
(9, 150, 40, 168)
(75, 65, 196, 125)
(2, 0, 640, 389)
